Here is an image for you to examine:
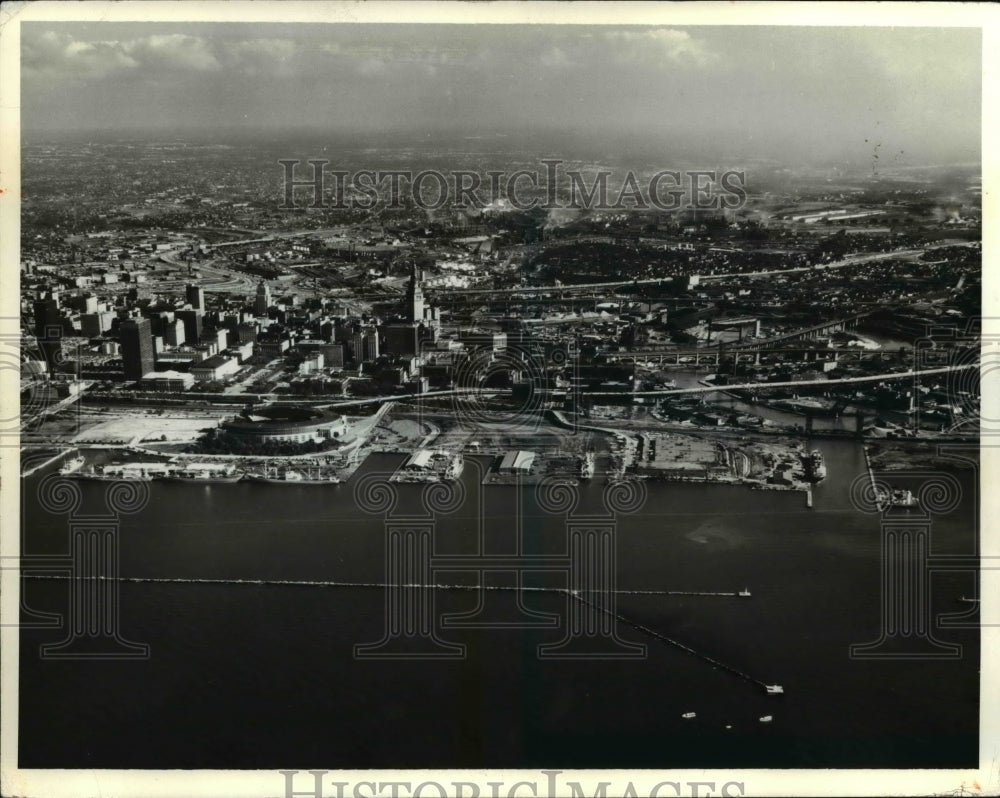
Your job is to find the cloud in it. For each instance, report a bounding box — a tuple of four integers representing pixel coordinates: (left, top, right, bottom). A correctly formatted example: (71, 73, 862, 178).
(539, 46, 574, 70)
(125, 34, 220, 72)
(23, 27, 719, 90)
(23, 30, 222, 81)
(602, 28, 719, 67)
(347, 47, 459, 79)
(518, 28, 719, 74)
(23, 28, 477, 89)
(24, 31, 139, 78)
(219, 38, 298, 76)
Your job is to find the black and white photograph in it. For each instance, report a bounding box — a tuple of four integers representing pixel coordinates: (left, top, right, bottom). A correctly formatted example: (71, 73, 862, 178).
(1, 2, 996, 796)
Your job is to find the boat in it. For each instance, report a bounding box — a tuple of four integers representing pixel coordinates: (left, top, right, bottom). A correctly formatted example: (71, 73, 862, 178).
(764, 684, 784, 695)
(171, 473, 243, 484)
(889, 488, 919, 508)
(78, 462, 171, 481)
(759, 715, 773, 723)
(246, 463, 340, 484)
(171, 474, 243, 483)
(168, 463, 242, 483)
(299, 474, 342, 485)
(681, 712, 696, 719)
(738, 588, 751, 598)
(876, 488, 920, 512)
(803, 450, 827, 481)
(580, 451, 595, 479)
(444, 454, 464, 480)
(59, 455, 86, 475)
(73, 467, 139, 481)
(247, 473, 282, 483)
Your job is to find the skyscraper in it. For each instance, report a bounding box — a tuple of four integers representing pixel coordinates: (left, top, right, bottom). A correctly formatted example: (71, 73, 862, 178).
(406, 266, 425, 324)
(255, 281, 272, 317)
(236, 323, 258, 344)
(164, 318, 186, 347)
(380, 323, 426, 357)
(186, 283, 205, 312)
(32, 298, 64, 369)
(352, 327, 380, 363)
(119, 318, 155, 381)
(81, 312, 115, 339)
(175, 309, 203, 345)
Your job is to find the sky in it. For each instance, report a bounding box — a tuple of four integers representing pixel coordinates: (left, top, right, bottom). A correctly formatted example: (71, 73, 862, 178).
(21, 22, 981, 165)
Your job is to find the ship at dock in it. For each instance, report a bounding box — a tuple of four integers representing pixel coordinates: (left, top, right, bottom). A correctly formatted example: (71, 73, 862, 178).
(876, 487, 920, 512)
(444, 453, 464, 480)
(245, 464, 341, 484)
(73, 461, 173, 481)
(165, 463, 242, 483)
(802, 449, 827, 482)
(59, 455, 86, 475)
(245, 469, 303, 484)
(73, 466, 145, 481)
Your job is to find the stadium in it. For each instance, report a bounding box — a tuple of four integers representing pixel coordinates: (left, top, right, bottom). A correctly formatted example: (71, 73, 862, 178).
(220, 405, 349, 444)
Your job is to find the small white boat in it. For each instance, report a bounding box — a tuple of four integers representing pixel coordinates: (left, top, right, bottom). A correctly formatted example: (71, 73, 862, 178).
(444, 454, 464, 480)
(738, 588, 751, 598)
(681, 712, 696, 719)
(765, 684, 784, 695)
(759, 715, 773, 723)
(59, 456, 86, 475)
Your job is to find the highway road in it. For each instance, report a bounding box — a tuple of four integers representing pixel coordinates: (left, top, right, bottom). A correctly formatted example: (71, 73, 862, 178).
(698, 240, 977, 282)
(430, 240, 977, 298)
(578, 363, 977, 398)
(317, 363, 976, 407)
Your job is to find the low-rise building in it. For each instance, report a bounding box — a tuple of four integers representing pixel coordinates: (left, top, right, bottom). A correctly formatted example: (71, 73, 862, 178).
(189, 354, 240, 382)
(498, 450, 536, 474)
(141, 370, 195, 391)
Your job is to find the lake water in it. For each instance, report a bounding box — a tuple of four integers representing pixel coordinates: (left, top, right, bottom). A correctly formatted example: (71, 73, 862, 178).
(18, 442, 979, 769)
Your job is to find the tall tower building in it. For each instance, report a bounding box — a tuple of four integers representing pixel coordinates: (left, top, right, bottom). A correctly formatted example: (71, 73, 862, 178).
(119, 318, 155, 381)
(164, 319, 186, 347)
(352, 327, 380, 363)
(255, 281, 272, 317)
(237, 323, 258, 344)
(186, 283, 205, 312)
(175, 309, 203, 345)
(32, 298, 64, 369)
(406, 266, 425, 324)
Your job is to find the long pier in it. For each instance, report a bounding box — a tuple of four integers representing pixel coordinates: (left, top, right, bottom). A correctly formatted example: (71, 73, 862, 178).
(22, 575, 775, 692)
(21, 448, 76, 478)
(20, 574, 748, 598)
(863, 444, 877, 493)
(566, 590, 781, 695)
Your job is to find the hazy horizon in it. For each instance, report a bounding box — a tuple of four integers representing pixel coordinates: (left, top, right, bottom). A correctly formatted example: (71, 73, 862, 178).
(22, 23, 982, 168)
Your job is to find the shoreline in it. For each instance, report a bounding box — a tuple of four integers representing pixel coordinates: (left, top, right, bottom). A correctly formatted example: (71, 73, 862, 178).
(37, 444, 818, 496)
